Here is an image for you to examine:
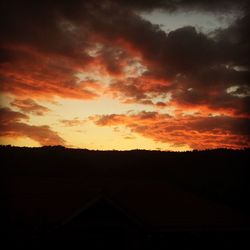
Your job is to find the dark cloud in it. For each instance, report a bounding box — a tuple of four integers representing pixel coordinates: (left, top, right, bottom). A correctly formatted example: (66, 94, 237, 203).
(0, 1, 90, 59)
(115, 0, 248, 12)
(11, 99, 50, 116)
(0, 107, 65, 146)
(104, 11, 250, 115)
(0, 107, 28, 123)
(215, 13, 250, 66)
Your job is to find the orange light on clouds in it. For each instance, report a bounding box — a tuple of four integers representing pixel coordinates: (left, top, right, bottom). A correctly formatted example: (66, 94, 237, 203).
(1, 1, 249, 150)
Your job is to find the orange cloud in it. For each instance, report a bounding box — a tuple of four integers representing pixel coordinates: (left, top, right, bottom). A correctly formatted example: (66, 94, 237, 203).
(0, 45, 100, 100)
(0, 107, 65, 146)
(11, 98, 50, 116)
(91, 111, 250, 149)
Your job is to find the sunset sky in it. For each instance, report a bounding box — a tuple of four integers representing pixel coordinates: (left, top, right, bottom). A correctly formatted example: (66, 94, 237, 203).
(1, 0, 249, 151)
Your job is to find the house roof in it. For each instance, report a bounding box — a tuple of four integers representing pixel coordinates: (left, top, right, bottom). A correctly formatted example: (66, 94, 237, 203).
(59, 194, 144, 229)
(5, 176, 250, 231)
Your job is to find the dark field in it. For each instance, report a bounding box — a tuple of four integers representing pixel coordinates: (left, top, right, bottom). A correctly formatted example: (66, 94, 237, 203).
(1, 146, 250, 249)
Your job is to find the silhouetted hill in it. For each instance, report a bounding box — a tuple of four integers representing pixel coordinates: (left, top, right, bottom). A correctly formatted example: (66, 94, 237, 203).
(1, 146, 250, 249)
(1, 146, 250, 210)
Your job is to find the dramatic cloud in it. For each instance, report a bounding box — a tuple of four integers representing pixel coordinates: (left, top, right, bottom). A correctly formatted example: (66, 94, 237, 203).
(11, 99, 50, 116)
(0, 108, 65, 146)
(106, 20, 250, 115)
(91, 111, 250, 149)
(1, 0, 249, 149)
(1, 1, 249, 105)
(0, 46, 101, 99)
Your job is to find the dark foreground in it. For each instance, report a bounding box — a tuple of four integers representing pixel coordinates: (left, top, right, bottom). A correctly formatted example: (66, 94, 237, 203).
(1, 146, 250, 249)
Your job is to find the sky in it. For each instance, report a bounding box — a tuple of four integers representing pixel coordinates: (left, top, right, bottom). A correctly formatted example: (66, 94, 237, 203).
(0, 0, 250, 151)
